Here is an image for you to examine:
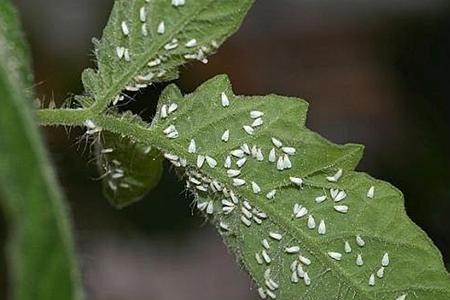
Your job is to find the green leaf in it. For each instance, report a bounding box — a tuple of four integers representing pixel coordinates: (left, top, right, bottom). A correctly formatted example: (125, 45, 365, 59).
(84, 0, 254, 113)
(0, 2, 83, 300)
(147, 75, 450, 299)
(96, 131, 163, 209)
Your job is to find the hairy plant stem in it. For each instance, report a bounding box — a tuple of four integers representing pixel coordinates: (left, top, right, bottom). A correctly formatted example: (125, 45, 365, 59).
(37, 108, 159, 147)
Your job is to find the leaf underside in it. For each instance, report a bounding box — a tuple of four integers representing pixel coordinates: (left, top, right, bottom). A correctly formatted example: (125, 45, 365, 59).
(0, 2, 82, 300)
(83, 0, 254, 113)
(140, 75, 450, 300)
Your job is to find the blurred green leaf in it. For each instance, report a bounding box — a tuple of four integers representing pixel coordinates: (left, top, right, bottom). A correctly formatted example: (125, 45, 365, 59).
(0, 2, 83, 300)
(96, 131, 163, 209)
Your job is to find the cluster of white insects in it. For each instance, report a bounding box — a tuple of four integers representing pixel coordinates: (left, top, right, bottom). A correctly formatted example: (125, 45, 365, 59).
(147, 87, 408, 300)
(84, 119, 150, 192)
(112, 0, 219, 106)
(99, 156, 132, 192)
(83, 1, 409, 299)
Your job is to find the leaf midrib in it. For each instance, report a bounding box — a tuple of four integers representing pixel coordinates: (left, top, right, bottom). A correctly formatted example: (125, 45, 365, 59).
(56, 112, 376, 299)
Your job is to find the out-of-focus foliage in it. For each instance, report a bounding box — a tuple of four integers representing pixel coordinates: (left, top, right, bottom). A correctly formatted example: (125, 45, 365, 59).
(0, 1, 83, 300)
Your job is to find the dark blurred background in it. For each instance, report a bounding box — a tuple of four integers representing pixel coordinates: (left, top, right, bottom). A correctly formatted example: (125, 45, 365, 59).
(3, 0, 450, 299)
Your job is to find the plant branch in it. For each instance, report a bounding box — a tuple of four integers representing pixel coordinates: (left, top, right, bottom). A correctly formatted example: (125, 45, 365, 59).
(37, 108, 92, 127)
(37, 108, 160, 147)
